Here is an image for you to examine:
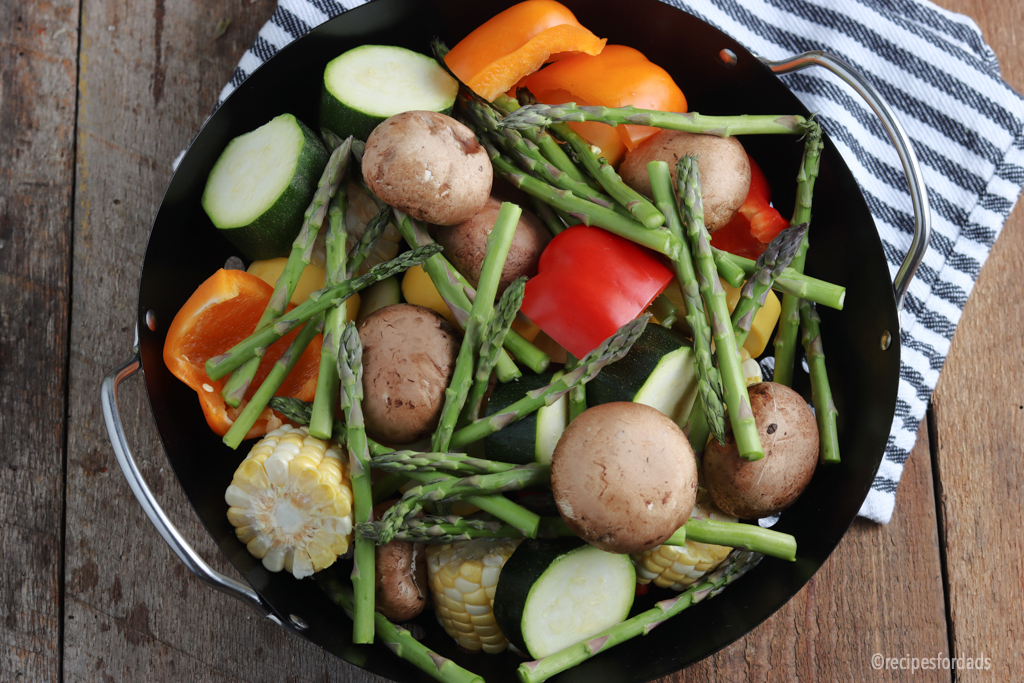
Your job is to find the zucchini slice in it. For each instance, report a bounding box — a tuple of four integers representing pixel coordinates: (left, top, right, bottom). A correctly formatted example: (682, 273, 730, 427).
(202, 113, 328, 261)
(494, 539, 635, 659)
(484, 372, 568, 465)
(587, 324, 700, 429)
(320, 45, 459, 141)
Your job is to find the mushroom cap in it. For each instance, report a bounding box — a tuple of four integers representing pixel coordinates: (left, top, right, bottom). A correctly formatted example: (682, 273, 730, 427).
(362, 111, 492, 226)
(703, 382, 819, 519)
(357, 303, 460, 445)
(551, 402, 698, 554)
(372, 500, 428, 623)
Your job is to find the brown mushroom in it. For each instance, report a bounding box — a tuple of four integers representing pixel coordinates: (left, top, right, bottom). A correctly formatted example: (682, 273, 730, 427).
(357, 303, 460, 445)
(703, 382, 819, 519)
(618, 130, 751, 232)
(362, 111, 492, 226)
(372, 500, 428, 623)
(551, 402, 698, 554)
(433, 196, 551, 294)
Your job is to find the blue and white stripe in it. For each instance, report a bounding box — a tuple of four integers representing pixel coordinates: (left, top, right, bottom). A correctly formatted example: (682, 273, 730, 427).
(218, 0, 1024, 523)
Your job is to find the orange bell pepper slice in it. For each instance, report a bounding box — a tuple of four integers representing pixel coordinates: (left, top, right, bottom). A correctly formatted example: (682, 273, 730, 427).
(520, 44, 687, 153)
(445, 0, 606, 102)
(163, 269, 322, 440)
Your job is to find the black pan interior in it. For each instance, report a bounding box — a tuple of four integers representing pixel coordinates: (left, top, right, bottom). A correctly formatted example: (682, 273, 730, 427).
(136, 1, 901, 681)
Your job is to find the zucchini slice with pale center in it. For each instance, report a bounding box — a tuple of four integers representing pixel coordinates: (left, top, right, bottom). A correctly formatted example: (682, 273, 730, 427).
(484, 372, 568, 465)
(320, 44, 459, 141)
(201, 113, 328, 261)
(494, 539, 636, 659)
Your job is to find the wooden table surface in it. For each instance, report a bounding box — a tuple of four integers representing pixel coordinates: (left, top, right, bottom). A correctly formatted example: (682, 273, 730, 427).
(3, 0, 1022, 681)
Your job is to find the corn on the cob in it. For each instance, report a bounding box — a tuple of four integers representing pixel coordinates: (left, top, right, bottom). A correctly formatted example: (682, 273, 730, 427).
(225, 425, 354, 579)
(425, 538, 521, 654)
(739, 347, 764, 386)
(632, 495, 736, 591)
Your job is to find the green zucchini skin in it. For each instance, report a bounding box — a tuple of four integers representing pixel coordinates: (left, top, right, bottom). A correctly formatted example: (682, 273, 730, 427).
(493, 539, 636, 658)
(586, 324, 699, 428)
(203, 114, 328, 261)
(484, 372, 555, 465)
(319, 45, 458, 141)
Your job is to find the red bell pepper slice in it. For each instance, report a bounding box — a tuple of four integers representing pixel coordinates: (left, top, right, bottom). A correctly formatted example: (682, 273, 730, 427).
(521, 225, 673, 358)
(710, 155, 790, 260)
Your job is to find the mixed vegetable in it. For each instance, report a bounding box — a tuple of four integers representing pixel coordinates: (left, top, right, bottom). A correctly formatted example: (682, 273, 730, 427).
(163, 2, 849, 680)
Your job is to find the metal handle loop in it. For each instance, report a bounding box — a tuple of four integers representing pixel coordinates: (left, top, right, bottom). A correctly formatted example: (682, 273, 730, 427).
(101, 345, 279, 623)
(761, 50, 931, 312)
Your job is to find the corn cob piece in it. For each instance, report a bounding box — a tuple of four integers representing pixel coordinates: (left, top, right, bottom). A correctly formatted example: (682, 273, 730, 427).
(633, 496, 736, 591)
(425, 538, 521, 654)
(225, 425, 353, 579)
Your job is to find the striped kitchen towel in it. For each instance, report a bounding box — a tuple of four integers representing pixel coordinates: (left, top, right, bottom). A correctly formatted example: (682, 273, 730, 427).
(217, 0, 1024, 524)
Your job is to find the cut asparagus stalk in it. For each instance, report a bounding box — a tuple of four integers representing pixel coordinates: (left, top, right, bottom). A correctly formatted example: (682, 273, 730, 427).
(774, 121, 824, 386)
(648, 160, 726, 445)
(449, 315, 649, 450)
(499, 102, 808, 137)
(432, 202, 521, 452)
(221, 139, 352, 407)
(464, 277, 527, 423)
(677, 155, 762, 460)
(337, 321, 375, 644)
(516, 550, 763, 683)
(317, 572, 484, 683)
(530, 195, 567, 236)
(731, 222, 808, 350)
(392, 209, 549, 377)
(375, 464, 551, 545)
(205, 244, 441, 381)
(713, 248, 845, 310)
(800, 300, 840, 464)
(511, 92, 665, 229)
(564, 353, 587, 423)
(222, 313, 324, 450)
(309, 161, 352, 440)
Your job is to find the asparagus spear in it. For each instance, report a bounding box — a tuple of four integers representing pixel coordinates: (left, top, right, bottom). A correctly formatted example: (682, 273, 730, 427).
(510, 93, 665, 229)
(449, 314, 649, 450)
(346, 201, 390, 279)
(463, 277, 527, 423)
(358, 515, 525, 545)
(731, 222, 808, 350)
(647, 160, 727, 445)
(375, 464, 551, 545)
(391, 209, 549, 377)
(499, 102, 808, 137)
(371, 450, 520, 476)
(492, 93, 600, 191)
(205, 244, 441, 381)
(649, 295, 679, 329)
(564, 353, 587, 422)
(516, 550, 763, 683)
(317, 572, 484, 683)
(530, 195, 567, 236)
(432, 202, 521, 452)
(267, 396, 393, 456)
(483, 141, 684, 259)
(337, 321, 374, 644)
(309, 165, 352, 440)
(221, 313, 324, 450)
(713, 248, 846, 310)
(774, 121, 824, 386)
(677, 156, 762, 460)
(800, 300, 840, 464)
(220, 140, 352, 407)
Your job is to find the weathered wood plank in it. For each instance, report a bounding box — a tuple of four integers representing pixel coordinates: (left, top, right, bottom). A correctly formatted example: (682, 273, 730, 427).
(672, 420, 949, 682)
(926, 1, 1024, 680)
(0, 2, 79, 681)
(65, 0, 369, 680)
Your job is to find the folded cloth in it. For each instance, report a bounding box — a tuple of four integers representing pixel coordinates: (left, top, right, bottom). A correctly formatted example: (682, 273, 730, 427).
(217, 0, 1024, 523)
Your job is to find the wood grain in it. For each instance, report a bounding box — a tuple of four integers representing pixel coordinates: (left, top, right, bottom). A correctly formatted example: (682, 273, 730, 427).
(0, 1, 79, 681)
(926, 1, 1024, 680)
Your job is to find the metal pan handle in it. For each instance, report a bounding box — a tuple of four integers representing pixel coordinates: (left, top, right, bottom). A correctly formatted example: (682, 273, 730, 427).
(101, 343, 283, 625)
(761, 50, 931, 313)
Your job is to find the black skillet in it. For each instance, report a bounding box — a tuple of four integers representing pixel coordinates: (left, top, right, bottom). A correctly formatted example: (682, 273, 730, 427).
(102, 1, 930, 681)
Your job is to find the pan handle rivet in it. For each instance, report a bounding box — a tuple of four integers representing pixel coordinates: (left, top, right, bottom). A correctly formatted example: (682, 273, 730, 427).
(880, 330, 891, 350)
(719, 49, 738, 66)
(145, 310, 157, 331)
(289, 614, 308, 630)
